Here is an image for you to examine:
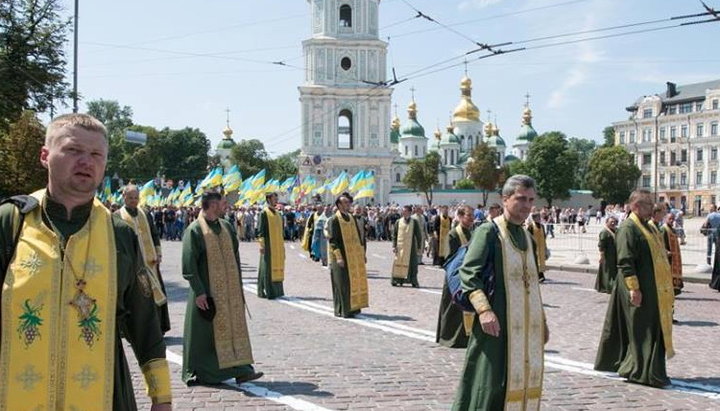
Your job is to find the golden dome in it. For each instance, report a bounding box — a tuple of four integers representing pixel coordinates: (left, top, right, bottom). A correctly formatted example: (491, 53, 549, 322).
(522, 106, 533, 125)
(391, 115, 401, 130)
(222, 125, 233, 138)
(484, 122, 493, 136)
(434, 127, 442, 140)
(407, 100, 418, 119)
(492, 123, 500, 136)
(453, 75, 479, 122)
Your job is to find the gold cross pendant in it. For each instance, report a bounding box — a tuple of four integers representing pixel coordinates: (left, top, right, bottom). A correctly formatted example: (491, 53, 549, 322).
(69, 280, 96, 320)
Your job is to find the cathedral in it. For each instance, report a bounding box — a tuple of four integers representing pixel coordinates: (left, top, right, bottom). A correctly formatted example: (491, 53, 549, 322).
(297, 0, 539, 204)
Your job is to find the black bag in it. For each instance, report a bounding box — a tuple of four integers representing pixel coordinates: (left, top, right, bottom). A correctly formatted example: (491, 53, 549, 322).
(1, 195, 39, 281)
(197, 296, 216, 321)
(701, 221, 710, 236)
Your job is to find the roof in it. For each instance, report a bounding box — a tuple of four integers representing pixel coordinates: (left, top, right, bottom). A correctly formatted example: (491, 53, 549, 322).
(630, 79, 720, 108)
(216, 138, 236, 150)
(400, 119, 426, 138)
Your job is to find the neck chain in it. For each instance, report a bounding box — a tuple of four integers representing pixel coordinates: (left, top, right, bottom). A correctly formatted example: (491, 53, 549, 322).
(42, 196, 97, 324)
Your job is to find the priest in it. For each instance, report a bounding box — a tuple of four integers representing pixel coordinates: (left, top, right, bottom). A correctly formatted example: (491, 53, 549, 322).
(257, 192, 285, 299)
(391, 205, 422, 287)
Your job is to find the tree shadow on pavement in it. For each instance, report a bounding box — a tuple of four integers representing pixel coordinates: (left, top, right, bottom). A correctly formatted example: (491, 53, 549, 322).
(674, 320, 718, 327)
(542, 280, 580, 286)
(672, 377, 720, 388)
(243, 381, 334, 398)
(675, 296, 720, 302)
(292, 296, 330, 302)
(359, 313, 415, 321)
(163, 336, 183, 346)
(163, 280, 189, 303)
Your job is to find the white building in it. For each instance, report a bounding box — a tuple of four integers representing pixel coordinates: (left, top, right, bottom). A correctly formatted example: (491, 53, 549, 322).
(297, 0, 393, 204)
(613, 79, 720, 215)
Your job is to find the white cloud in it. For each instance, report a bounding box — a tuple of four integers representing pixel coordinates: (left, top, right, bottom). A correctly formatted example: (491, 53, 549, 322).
(548, 68, 587, 108)
(458, 0, 503, 11)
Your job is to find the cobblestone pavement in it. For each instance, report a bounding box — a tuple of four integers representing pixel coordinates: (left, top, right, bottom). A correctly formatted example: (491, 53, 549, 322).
(124, 238, 720, 410)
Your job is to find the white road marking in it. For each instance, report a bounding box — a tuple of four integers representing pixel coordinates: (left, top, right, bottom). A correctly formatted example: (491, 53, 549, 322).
(371, 253, 387, 260)
(244, 286, 720, 399)
(165, 349, 334, 411)
(424, 267, 445, 272)
(298, 253, 308, 259)
(290, 245, 296, 250)
(571, 287, 597, 292)
(417, 288, 443, 295)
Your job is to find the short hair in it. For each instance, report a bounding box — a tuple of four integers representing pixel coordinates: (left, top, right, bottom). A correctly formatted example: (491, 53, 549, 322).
(403, 205, 412, 212)
(502, 174, 536, 197)
(488, 203, 502, 210)
(201, 192, 222, 210)
(45, 113, 107, 146)
(628, 189, 653, 205)
(123, 184, 139, 195)
(456, 208, 467, 217)
(265, 192, 277, 201)
(335, 192, 353, 207)
(652, 203, 665, 213)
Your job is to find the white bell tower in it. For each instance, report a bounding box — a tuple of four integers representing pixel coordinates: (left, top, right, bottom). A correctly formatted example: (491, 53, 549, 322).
(298, 0, 394, 204)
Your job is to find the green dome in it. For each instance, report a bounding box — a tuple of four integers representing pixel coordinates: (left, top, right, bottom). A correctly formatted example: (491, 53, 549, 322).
(486, 135, 506, 148)
(517, 124, 537, 142)
(400, 119, 425, 138)
(216, 138, 236, 150)
(504, 153, 520, 163)
(440, 126, 460, 145)
(390, 128, 401, 144)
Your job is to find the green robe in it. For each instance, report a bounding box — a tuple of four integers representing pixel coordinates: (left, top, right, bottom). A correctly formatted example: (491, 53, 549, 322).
(452, 221, 533, 411)
(326, 212, 366, 318)
(116, 206, 171, 332)
(181, 218, 254, 384)
(594, 228, 617, 294)
(391, 217, 422, 286)
(594, 216, 670, 387)
(0, 198, 166, 411)
(436, 225, 473, 348)
(257, 208, 284, 299)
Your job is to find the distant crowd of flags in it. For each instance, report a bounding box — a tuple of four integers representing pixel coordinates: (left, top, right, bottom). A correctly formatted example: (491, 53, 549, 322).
(97, 166, 376, 208)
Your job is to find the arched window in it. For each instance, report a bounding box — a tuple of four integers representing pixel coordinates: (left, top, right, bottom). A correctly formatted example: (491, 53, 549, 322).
(451, 150, 455, 164)
(338, 110, 353, 149)
(414, 146, 418, 156)
(340, 4, 352, 27)
(405, 145, 408, 155)
(395, 173, 401, 183)
(468, 136, 473, 148)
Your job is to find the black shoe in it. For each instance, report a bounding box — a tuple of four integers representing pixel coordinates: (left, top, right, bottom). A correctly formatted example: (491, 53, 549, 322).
(411, 283, 419, 288)
(236, 371, 264, 384)
(418, 262, 425, 265)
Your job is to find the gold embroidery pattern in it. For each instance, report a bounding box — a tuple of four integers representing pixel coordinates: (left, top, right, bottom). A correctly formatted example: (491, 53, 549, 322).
(16, 364, 43, 390)
(19, 252, 43, 277)
(72, 365, 98, 389)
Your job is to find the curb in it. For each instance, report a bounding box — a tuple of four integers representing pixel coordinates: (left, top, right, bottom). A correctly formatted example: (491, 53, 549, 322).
(545, 264, 711, 285)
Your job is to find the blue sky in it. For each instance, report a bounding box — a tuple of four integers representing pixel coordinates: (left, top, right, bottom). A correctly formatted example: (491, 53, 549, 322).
(60, 0, 720, 156)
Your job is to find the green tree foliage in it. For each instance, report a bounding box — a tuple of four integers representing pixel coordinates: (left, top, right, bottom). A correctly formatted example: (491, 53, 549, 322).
(230, 139, 270, 177)
(507, 159, 529, 176)
(568, 137, 597, 190)
(586, 145, 641, 204)
(524, 131, 579, 206)
(454, 178, 475, 190)
(602, 126, 615, 147)
(0, 0, 71, 128)
(0, 110, 47, 197)
(156, 127, 210, 181)
(268, 149, 300, 179)
(87, 99, 133, 176)
(403, 151, 440, 206)
(465, 141, 503, 206)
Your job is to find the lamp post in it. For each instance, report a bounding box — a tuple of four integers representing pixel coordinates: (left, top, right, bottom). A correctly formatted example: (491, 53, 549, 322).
(72, 0, 79, 113)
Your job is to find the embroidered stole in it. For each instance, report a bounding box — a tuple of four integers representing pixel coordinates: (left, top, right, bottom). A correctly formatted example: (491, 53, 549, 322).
(197, 214, 254, 368)
(455, 225, 475, 336)
(629, 213, 675, 358)
(264, 207, 285, 282)
(439, 215, 451, 258)
(495, 215, 544, 411)
(663, 226, 683, 291)
(335, 212, 369, 311)
(301, 212, 316, 252)
(1, 190, 116, 410)
(119, 206, 166, 305)
(529, 223, 547, 273)
(392, 218, 414, 279)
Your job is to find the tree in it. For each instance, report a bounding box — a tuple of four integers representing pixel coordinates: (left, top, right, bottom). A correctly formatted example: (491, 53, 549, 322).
(0, 110, 47, 197)
(87, 99, 134, 177)
(454, 179, 475, 189)
(586, 145, 641, 204)
(230, 139, 270, 177)
(0, 0, 71, 128)
(269, 149, 300, 179)
(465, 141, 503, 206)
(602, 126, 615, 147)
(524, 131, 579, 206)
(568, 137, 597, 189)
(403, 151, 440, 206)
(157, 127, 210, 181)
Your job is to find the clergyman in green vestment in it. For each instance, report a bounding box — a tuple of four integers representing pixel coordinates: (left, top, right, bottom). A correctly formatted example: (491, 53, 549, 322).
(452, 175, 548, 411)
(594, 190, 675, 387)
(594, 216, 618, 294)
(181, 192, 263, 385)
(436, 205, 475, 348)
(391, 205, 422, 287)
(326, 193, 369, 318)
(257, 192, 285, 299)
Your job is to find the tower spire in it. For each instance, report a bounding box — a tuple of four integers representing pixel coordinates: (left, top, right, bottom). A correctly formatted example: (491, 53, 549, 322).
(222, 107, 233, 138)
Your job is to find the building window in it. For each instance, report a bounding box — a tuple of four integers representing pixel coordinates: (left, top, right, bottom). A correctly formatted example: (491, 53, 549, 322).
(642, 175, 651, 188)
(659, 127, 666, 141)
(670, 126, 677, 142)
(696, 101, 703, 112)
(339, 4, 352, 27)
(713, 99, 719, 110)
(337, 109, 353, 149)
(668, 105, 677, 115)
(697, 149, 704, 162)
(680, 172, 687, 186)
(659, 173, 665, 187)
(643, 108, 652, 118)
(340, 57, 352, 71)
(642, 153, 652, 165)
(681, 124, 688, 138)
(444, 149, 448, 165)
(414, 145, 418, 156)
(681, 149, 687, 163)
(679, 102, 693, 114)
(712, 147, 718, 161)
(697, 123, 704, 138)
(697, 171, 703, 185)
(670, 173, 676, 186)
(670, 151, 677, 165)
(642, 128, 651, 142)
(660, 151, 666, 165)
(712, 122, 718, 136)
(405, 145, 408, 155)
(712, 171, 717, 185)
(395, 173, 401, 183)
(450, 150, 455, 164)
(619, 131, 626, 144)
(629, 130, 636, 143)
